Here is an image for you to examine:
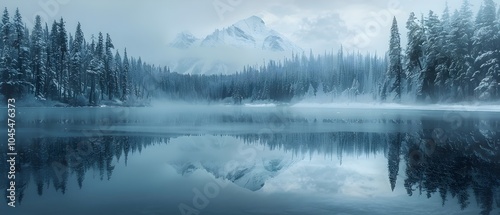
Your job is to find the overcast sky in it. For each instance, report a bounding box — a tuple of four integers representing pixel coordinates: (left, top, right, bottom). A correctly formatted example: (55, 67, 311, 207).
(4, 0, 481, 66)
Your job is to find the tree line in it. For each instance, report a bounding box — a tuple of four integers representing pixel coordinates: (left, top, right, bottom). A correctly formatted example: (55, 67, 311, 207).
(0, 8, 157, 106)
(157, 50, 386, 103)
(1, 0, 500, 106)
(386, 0, 500, 103)
(159, 0, 500, 104)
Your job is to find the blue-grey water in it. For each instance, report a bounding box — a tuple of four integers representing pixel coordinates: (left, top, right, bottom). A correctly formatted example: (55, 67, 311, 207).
(1, 106, 499, 215)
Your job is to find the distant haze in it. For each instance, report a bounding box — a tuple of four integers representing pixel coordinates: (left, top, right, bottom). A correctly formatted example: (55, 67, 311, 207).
(4, 0, 478, 66)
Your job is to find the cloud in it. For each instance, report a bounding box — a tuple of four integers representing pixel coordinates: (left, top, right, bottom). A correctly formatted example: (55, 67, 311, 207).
(263, 154, 392, 196)
(5, 0, 473, 66)
(293, 13, 352, 52)
(162, 45, 293, 74)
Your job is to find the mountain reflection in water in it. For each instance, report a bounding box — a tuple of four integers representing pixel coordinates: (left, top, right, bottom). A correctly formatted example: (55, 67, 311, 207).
(1, 108, 499, 215)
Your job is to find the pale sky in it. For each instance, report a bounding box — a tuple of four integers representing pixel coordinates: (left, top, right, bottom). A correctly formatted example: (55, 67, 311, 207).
(3, 0, 482, 66)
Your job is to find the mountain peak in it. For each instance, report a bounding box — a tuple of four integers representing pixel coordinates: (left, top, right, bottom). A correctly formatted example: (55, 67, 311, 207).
(169, 31, 199, 49)
(178, 31, 195, 37)
(233, 16, 266, 34)
(199, 15, 301, 52)
(242, 15, 265, 25)
(168, 15, 303, 74)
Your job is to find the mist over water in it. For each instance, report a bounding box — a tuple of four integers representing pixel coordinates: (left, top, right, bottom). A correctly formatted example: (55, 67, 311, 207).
(2, 1, 500, 214)
(1, 106, 499, 215)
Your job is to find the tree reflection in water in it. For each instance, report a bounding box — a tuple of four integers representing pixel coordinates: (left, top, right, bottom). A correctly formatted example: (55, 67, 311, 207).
(1, 114, 498, 214)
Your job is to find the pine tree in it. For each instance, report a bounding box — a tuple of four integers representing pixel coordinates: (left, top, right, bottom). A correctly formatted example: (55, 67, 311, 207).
(405, 12, 425, 95)
(104, 33, 115, 100)
(134, 57, 143, 98)
(0, 8, 11, 97)
(472, 0, 499, 100)
(114, 50, 122, 97)
(441, 2, 451, 29)
(448, 0, 474, 100)
(0, 8, 28, 98)
(1, 8, 10, 53)
(31, 15, 46, 99)
(95, 32, 106, 100)
(386, 17, 403, 102)
(418, 11, 442, 102)
(13, 8, 29, 85)
(433, 4, 456, 102)
(87, 36, 103, 105)
(121, 49, 129, 101)
(388, 133, 402, 191)
(46, 21, 60, 99)
(69, 22, 84, 101)
(57, 18, 68, 100)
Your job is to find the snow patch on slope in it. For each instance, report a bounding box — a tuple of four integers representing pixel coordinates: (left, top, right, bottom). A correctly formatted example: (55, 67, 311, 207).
(200, 16, 301, 53)
(169, 31, 200, 49)
(172, 158, 294, 191)
(166, 136, 296, 191)
(166, 16, 302, 75)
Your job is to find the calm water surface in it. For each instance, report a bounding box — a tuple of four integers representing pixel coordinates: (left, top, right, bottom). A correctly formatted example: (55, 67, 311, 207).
(1, 106, 499, 215)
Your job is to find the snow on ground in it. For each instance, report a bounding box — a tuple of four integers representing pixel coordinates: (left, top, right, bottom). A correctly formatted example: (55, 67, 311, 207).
(291, 102, 500, 112)
(243, 103, 277, 107)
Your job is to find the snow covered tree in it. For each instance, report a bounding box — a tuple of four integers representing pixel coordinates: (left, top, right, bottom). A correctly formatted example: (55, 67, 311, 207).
(69, 22, 84, 101)
(5, 6, 500, 105)
(0, 8, 12, 52)
(31, 15, 46, 99)
(87, 36, 103, 106)
(0, 8, 30, 98)
(114, 50, 122, 99)
(418, 11, 443, 102)
(12, 8, 31, 87)
(441, 2, 451, 30)
(94, 32, 105, 100)
(56, 18, 68, 99)
(120, 49, 129, 101)
(447, 0, 474, 100)
(472, 0, 499, 100)
(0, 8, 11, 97)
(45, 21, 60, 100)
(406, 13, 424, 72)
(104, 33, 116, 100)
(384, 17, 403, 102)
(0, 8, 145, 105)
(433, 5, 456, 102)
(405, 12, 425, 94)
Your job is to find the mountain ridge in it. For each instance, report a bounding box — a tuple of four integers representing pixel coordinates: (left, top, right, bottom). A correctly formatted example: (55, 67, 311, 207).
(171, 16, 302, 53)
(167, 16, 303, 74)
(171, 158, 295, 191)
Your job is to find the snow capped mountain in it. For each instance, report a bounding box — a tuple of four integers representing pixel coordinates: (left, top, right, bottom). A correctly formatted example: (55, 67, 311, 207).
(167, 16, 303, 74)
(200, 16, 301, 53)
(169, 31, 200, 49)
(171, 158, 294, 191)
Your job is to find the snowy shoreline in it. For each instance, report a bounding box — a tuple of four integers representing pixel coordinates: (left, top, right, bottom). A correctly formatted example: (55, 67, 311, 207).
(2, 100, 500, 112)
(288, 102, 500, 112)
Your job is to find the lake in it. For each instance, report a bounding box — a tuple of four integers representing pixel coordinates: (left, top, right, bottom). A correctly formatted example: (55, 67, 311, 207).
(1, 105, 499, 215)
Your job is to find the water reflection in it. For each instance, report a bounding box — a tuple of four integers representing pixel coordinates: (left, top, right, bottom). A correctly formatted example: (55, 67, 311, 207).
(403, 118, 500, 215)
(0, 109, 499, 214)
(0, 136, 172, 202)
